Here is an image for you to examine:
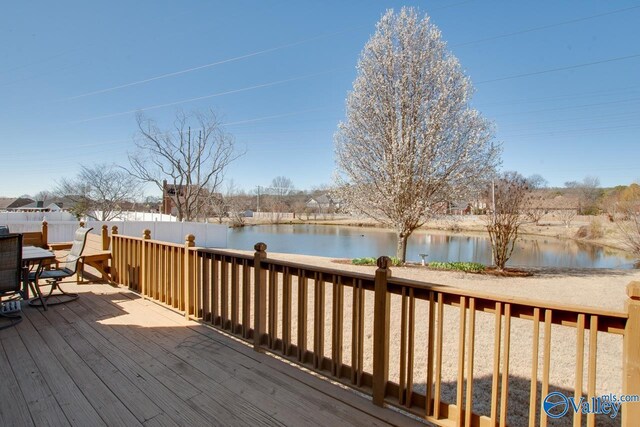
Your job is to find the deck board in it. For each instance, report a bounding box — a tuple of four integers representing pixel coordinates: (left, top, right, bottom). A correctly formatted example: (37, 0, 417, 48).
(24, 308, 143, 427)
(12, 311, 106, 427)
(0, 281, 423, 427)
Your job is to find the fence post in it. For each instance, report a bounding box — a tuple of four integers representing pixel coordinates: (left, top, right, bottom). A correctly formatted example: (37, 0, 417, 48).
(41, 221, 48, 247)
(372, 256, 392, 407)
(253, 242, 267, 351)
(141, 229, 151, 297)
(110, 226, 118, 282)
(101, 225, 109, 250)
(184, 234, 195, 319)
(623, 281, 640, 426)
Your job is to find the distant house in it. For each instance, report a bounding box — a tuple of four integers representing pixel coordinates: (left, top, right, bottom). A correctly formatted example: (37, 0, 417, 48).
(447, 201, 471, 215)
(0, 197, 34, 211)
(525, 191, 580, 214)
(13, 197, 77, 212)
(161, 180, 211, 217)
(306, 194, 341, 213)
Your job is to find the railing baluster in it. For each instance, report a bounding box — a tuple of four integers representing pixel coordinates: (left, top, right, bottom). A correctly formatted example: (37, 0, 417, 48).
(212, 255, 219, 325)
(231, 258, 239, 333)
(434, 292, 444, 419)
(351, 277, 360, 384)
(221, 257, 229, 329)
(297, 270, 308, 362)
(314, 272, 325, 369)
(268, 264, 277, 349)
(407, 288, 415, 409)
(574, 313, 585, 427)
(242, 259, 251, 338)
(490, 302, 502, 425)
(529, 307, 541, 427)
(426, 291, 435, 416)
(457, 296, 467, 426)
(499, 303, 511, 427)
(356, 278, 365, 387)
(541, 309, 553, 427)
(587, 315, 598, 427)
(332, 275, 343, 378)
(282, 267, 292, 356)
(465, 297, 475, 427)
(400, 287, 408, 406)
(202, 253, 211, 323)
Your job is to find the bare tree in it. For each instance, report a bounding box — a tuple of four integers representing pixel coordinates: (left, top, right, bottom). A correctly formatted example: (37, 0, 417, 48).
(527, 174, 548, 189)
(270, 176, 294, 198)
(128, 110, 241, 221)
(568, 176, 601, 215)
(556, 209, 577, 228)
(615, 183, 640, 258)
(56, 164, 140, 221)
(33, 190, 54, 204)
(525, 206, 546, 226)
(486, 172, 530, 271)
(334, 7, 500, 262)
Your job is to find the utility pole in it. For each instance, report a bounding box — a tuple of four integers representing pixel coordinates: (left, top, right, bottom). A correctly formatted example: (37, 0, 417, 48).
(492, 178, 496, 225)
(256, 186, 261, 212)
(491, 178, 496, 266)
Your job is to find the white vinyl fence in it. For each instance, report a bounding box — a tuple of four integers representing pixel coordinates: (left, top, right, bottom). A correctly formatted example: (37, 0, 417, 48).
(2, 220, 227, 248)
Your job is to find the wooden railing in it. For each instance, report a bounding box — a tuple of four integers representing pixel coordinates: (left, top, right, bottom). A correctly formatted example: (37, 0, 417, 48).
(110, 232, 640, 427)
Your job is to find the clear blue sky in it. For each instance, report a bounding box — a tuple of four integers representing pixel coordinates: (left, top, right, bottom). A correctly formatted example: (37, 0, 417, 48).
(1, 0, 639, 197)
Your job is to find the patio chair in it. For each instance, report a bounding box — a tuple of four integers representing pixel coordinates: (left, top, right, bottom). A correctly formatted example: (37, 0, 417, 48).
(29, 227, 92, 308)
(0, 233, 24, 329)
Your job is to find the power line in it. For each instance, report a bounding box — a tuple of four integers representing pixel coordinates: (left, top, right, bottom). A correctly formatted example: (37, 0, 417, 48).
(452, 4, 640, 48)
(70, 68, 344, 124)
(474, 85, 640, 108)
(491, 96, 640, 117)
(476, 53, 640, 84)
(62, 29, 356, 101)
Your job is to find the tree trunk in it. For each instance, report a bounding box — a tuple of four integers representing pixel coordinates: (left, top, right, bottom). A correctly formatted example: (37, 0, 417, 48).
(396, 232, 409, 263)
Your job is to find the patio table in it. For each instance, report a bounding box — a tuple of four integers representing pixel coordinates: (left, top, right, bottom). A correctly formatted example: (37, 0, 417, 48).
(21, 246, 55, 303)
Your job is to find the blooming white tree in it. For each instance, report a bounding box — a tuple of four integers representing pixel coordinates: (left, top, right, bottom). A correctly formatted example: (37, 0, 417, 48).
(335, 7, 500, 262)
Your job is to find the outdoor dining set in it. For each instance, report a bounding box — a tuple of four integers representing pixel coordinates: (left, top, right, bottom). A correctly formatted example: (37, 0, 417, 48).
(0, 225, 91, 329)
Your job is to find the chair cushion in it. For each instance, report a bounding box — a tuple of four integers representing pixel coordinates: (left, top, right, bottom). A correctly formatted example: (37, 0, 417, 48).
(29, 268, 75, 280)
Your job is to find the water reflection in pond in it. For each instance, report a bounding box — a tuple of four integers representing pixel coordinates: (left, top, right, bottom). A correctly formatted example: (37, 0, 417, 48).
(227, 224, 636, 269)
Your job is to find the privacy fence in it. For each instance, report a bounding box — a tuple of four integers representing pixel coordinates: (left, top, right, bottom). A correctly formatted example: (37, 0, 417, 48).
(110, 230, 639, 427)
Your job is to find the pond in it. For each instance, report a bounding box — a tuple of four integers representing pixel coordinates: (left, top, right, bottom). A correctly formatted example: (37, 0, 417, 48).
(227, 224, 637, 269)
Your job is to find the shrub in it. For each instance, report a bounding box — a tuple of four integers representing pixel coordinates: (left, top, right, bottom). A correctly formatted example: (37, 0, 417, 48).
(427, 261, 486, 273)
(351, 256, 403, 266)
(575, 218, 604, 239)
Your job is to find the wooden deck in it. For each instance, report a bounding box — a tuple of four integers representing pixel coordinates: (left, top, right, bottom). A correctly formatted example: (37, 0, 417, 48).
(0, 281, 421, 427)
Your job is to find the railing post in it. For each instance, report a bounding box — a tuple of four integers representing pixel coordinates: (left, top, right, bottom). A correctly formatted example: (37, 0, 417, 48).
(110, 226, 118, 282)
(41, 221, 48, 247)
(253, 242, 267, 351)
(623, 281, 640, 426)
(184, 234, 195, 319)
(141, 229, 151, 297)
(373, 256, 392, 407)
(101, 225, 109, 250)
